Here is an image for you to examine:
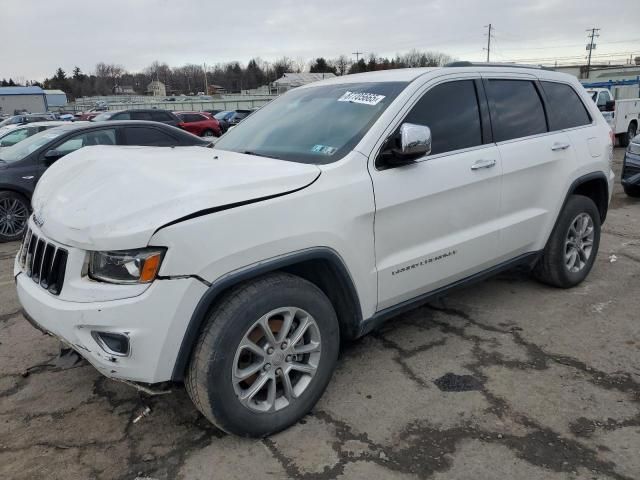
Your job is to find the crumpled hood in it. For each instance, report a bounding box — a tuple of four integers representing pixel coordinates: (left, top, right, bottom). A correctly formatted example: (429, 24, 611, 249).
(32, 145, 320, 250)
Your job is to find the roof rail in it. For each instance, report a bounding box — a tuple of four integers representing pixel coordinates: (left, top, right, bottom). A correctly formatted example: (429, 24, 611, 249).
(445, 61, 553, 71)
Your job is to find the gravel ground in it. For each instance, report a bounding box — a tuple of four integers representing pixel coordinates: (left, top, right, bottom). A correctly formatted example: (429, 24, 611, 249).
(0, 148, 638, 480)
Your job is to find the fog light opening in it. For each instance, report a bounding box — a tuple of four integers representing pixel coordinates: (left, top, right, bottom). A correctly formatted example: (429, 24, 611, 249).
(92, 331, 130, 357)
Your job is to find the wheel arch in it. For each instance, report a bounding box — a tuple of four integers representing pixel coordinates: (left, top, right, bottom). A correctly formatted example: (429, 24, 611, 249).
(568, 172, 609, 223)
(171, 247, 363, 381)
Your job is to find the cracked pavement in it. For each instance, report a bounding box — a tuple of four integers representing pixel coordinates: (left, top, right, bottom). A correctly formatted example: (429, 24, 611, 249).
(1, 149, 639, 480)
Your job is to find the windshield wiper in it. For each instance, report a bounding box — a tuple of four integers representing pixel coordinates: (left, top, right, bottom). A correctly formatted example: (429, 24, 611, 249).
(242, 150, 281, 160)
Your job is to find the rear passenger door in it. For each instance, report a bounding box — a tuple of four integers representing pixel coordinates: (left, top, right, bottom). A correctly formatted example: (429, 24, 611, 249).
(483, 76, 577, 258)
(372, 77, 503, 310)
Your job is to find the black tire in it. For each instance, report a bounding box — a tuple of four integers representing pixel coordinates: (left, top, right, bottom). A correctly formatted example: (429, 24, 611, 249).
(623, 184, 640, 198)
(619, 122, 637, 148)
(0, 191, 30, 243)
(201, 129, 215, 138)
(534, 195, 601, 288)
(185, 272, 339, 437)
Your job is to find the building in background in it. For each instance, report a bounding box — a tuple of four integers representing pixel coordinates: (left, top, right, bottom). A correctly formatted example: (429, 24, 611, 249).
(146, 80, 166, 96)
(113, 84, 136, 95)
(0, 86, 48, 115)
(43, 89, 68, 110)
(272, 72, 336, 94)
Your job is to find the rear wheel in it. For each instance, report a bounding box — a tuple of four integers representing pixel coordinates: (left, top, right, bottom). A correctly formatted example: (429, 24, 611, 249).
(534, 195, 601, 288)
(0, 191, 29, 243)
(186, 273, 339, 437)
(201, 129, 215, 138)
(619, 122, 637, 148)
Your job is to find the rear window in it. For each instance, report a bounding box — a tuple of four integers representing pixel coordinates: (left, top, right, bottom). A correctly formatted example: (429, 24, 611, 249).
(485, 80, 547, 142)
(541, 82, 592, 131)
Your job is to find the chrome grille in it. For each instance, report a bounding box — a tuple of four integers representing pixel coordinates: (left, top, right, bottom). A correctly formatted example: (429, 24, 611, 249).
(19, 227, 68, 295)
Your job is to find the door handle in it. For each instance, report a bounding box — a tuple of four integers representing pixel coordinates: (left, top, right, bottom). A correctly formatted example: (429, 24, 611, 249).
(551, 142, 570, 151)
(21, 176, 34, 180)
(470, 159, 496, 170)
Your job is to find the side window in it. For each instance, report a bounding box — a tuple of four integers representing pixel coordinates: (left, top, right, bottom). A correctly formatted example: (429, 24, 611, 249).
(124, 127, 177, 146)
(111, 112, 131, 120)
(131, 111, 153, 121)
(0, 129, 29, 147)
(540, 81, 592, 130)
(485, 79, 547, 142)
(150, 111, 172, 122)
(597, 91, 609, 107)
(403, 80, 483, 155)
(184, 114, 204, 123)
(54, 129, 117, 155)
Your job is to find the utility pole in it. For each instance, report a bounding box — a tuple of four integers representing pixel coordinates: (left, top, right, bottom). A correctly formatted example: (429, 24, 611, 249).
(484, 24, 493, 62)
(352, 51, 363, 63)
(585, 28, 600, 79)
(203, 62, 208, 94)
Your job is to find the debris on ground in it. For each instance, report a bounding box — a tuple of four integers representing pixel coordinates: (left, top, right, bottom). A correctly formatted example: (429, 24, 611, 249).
(609, 254, 618, 263)
(434, 373, 483, 392)
(132, 405, 152, 424)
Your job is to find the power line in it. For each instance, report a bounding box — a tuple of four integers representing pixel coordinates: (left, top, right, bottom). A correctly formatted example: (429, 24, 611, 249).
(352, 51, 364, 62)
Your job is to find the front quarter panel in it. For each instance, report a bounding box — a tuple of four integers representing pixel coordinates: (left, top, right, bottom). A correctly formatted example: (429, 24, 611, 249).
(150, 152, 378, 319)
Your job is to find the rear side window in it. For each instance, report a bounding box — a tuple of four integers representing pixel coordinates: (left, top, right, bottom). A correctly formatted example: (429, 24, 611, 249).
(182, 113, 205, 123)
(485, 80, 547, 142)
(150, 111, 173, 122)
(541, 81, 591, 130)
(131, 111, 153, 121)
(403, 80, 483, 155)
(124, 127, 177, 146)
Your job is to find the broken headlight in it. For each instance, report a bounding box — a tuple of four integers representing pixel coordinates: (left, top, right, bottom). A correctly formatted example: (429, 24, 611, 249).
(89, 248, 166, 284)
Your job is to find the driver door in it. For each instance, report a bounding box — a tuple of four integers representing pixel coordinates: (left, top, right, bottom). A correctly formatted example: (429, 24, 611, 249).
(370, 77, 503, 310)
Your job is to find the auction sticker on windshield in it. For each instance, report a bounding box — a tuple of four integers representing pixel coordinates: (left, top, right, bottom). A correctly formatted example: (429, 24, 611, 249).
(311, 144, 337, 155)
(338, 91, 386, 106)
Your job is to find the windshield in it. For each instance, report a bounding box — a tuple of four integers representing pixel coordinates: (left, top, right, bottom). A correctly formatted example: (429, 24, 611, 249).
(92, 112, 115, 121)
(0, 128, 64, 163)
(0, 117, 21, 127)
(214, 82, 407, 164)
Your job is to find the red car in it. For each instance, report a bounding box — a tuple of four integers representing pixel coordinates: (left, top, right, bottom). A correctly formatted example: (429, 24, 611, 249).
(175, 111, 221, 137)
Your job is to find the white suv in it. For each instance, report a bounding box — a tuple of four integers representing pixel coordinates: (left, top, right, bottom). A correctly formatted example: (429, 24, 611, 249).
(15, 65, 614, 436)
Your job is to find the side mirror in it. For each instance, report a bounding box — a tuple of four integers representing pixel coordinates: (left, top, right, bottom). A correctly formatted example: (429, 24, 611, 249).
(44, 149, 64, 165)
(379, 123, 432, 167)
(605, 100, 616, 112)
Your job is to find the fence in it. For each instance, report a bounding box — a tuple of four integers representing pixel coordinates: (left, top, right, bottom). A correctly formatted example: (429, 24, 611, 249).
(67, 95, 278, 113)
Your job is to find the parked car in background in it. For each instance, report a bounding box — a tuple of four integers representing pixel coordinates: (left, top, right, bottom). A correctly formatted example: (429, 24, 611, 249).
(214, 109, 253, 133)
(0, 121, 71, 149)
(0, 114, 57, 131)
(92, 109, 182, 128)
(14, 65, 614, 437)
(586, 88, 640, 147)
(0, 121, 210, 241)
(175, 111, 221, 137)
(621, 133, 640, 197)
(204, 109, 223, 116)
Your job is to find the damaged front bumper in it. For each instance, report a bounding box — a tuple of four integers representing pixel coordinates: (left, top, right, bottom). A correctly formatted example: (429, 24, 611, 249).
(16, 271, 207, 384)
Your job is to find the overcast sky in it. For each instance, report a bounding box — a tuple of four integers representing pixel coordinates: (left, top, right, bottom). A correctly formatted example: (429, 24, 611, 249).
(2, 0, 639, 81)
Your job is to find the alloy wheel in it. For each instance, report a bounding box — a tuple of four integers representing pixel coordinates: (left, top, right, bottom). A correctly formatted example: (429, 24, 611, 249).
(565, 212, 595, 273)
(232, 307, 322, 413)
(0, 198, 28, 237)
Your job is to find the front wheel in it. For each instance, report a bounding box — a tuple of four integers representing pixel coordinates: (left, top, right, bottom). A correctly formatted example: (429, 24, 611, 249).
(623, 184, 640, 198)
(0, 191, 30, 243)
(186, 273, 339, 437)
(534, 195, 601, 288)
